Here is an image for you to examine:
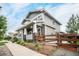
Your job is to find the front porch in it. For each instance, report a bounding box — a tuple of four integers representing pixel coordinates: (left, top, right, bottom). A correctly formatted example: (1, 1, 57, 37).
(16, 21, 45, 41)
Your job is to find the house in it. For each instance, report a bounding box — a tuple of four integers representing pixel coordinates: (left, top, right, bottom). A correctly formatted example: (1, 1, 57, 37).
(8, 31, 18, 40)
(16, 9, 61, 41)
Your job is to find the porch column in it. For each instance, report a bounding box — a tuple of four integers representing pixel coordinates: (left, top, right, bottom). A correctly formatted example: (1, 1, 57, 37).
(20, 30, 24, 41)
(33, 21, 38, 35)
(33, 21, 38, 42)
(24, 27, 27, 35)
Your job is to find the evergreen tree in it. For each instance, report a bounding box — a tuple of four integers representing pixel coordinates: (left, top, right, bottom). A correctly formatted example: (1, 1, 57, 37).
(66, 14, 77, 34)
(76, 15, 79, 34)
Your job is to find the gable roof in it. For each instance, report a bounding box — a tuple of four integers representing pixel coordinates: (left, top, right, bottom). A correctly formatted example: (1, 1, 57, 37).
(22, 9, 62, 25)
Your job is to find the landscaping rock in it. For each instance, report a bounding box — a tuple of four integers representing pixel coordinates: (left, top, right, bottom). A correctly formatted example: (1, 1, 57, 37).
(52, 48, 79, 56)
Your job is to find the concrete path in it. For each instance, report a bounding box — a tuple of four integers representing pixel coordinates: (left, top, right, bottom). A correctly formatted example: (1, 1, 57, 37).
(5, 42, 45, 56)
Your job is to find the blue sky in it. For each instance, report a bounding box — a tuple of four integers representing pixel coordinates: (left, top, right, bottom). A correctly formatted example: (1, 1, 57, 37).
(0, 3, 79, 33)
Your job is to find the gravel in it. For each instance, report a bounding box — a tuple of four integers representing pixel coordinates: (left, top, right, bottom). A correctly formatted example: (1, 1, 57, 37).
(52, 48, 79, 56)
(0, 45, 12, 56)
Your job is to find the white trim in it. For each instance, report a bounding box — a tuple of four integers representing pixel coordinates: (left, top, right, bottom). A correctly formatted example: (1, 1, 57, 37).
(31, 13, 43, 21)
(33, 21, 38, 33)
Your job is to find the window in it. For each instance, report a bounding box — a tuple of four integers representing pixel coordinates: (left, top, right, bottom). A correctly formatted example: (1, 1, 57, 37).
(38, 15, 41, 18)
(27, 28, 33, 34)
(39, 18, 42, 20)
(38, 15, 42, 20)
(34, 18, 37, 20)
(33, 15, 42, 21)
(53, 21, 55, 25)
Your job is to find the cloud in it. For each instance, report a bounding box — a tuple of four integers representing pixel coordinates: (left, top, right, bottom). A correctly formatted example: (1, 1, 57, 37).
(1, 3, 79, 33)
(11, 3, 30, 16)
(47, 4, 79, 32)
(0, 3, 31, 33)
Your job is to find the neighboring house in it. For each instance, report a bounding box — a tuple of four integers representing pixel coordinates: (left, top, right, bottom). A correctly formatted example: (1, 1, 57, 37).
(9, 32, 18, 38)
(16, 9, 61, 41)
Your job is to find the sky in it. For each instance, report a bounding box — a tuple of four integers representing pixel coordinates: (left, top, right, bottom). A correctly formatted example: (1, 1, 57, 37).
(0, 3, 79, 33)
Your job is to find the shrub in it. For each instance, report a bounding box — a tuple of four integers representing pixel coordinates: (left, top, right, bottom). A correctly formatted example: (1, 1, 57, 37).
(16, 40, 26, 46)
(4, 35, 11, 41)
(11, 37, 18, 43)
(16, 39, 21, 44)
(26, 40, 33, 43)
(34, 43, 43, 51)
(0, 41, 7, 46)
(19, 41, 26, 46)
(25, 43, 35, 50)
(77, 41, 79, 45)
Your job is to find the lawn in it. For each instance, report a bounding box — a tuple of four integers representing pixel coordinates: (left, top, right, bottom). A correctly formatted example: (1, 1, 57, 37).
(77, 41, 79, 45)
(0, 40, 7, 46)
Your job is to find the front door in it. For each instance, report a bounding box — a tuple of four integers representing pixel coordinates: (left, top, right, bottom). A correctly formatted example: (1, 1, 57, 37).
(23, 35, 26, 41)
(37, 26, 41, 35)
(37, 26, 45, 35)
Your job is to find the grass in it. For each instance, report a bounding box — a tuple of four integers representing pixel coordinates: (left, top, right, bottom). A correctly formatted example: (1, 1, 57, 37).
(0, 40, 7, 46)
(77, 41, 79, 45)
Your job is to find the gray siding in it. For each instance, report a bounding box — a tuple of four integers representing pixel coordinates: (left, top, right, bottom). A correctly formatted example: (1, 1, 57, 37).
(45, 25, 55, 35)
(43, 14, 60, 33)
(28, 13, 41, 19)
(55, 23, 60, 32)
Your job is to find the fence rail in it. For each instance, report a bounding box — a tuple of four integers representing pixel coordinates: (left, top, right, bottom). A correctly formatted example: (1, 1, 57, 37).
(34, 33, 79, 52)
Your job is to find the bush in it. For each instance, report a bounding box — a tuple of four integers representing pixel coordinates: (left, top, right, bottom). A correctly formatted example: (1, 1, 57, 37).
(16, 40, 26, 46)
(26, 40, 33, 43)
(19, 41, 26, 46)
(77, 41, 79, 45)
(34, 43, 43, 51)
(16, 39, 21, 44)
(0, 41, 7, 46)
(11, 37, 18, 43)
(4, 35, 11, 41)
(25, 43, 35, 50)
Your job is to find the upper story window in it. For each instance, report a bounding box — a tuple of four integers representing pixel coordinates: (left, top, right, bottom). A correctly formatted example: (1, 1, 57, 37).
(53, 21, 55, 25)
(34, 18, 37, 20)
(33, 15, 43, 21)
(38, 15, 41, 18)
(39, 18, 42, 20)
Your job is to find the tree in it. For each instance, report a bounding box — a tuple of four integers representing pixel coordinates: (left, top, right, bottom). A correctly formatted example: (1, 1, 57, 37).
(4, 35, 11, 41)
(0, 16, 7, 40)
(66, 14, 79, 34)
(76, 15, 79, 33)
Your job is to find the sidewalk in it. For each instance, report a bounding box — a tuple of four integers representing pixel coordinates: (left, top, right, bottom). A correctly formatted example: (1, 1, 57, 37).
(5, 42, 45, 56)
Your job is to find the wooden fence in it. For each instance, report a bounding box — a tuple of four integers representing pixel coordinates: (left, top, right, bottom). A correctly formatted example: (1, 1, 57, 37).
(34, 33, 79, 52)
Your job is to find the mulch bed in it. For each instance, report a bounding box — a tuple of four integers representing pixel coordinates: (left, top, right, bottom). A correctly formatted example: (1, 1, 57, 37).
(24, 43, 57, 55)
(59, 44, 77, 52)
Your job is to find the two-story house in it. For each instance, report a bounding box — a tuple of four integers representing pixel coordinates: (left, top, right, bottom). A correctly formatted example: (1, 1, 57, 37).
(16, 9, 61, 41)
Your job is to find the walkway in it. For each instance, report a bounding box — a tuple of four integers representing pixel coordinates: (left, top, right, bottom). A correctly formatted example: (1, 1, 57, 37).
(5, 42, 45, 56)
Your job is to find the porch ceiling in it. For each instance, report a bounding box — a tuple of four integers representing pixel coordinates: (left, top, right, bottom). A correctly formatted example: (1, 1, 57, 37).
(16, 22, 34, 31)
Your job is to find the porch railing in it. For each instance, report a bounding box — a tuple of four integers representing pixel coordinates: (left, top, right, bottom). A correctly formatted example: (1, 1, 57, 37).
(26, 34, 33, 40)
